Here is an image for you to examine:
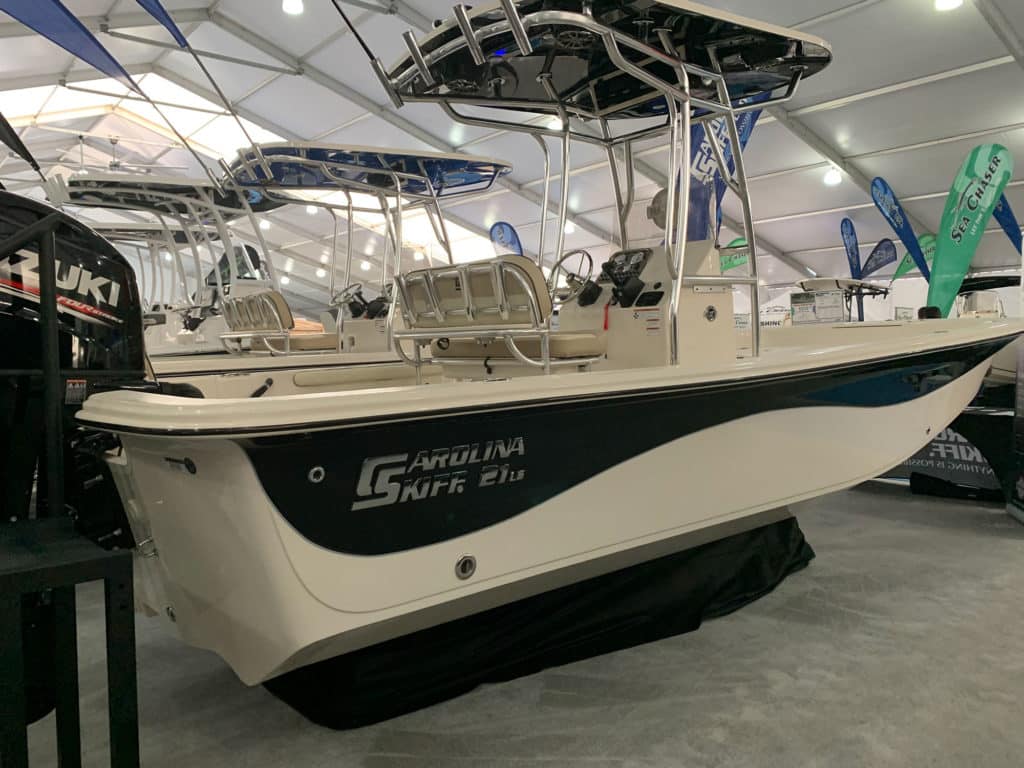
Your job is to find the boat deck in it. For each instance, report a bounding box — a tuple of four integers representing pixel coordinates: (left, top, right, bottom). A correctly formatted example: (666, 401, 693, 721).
(82, 318, 1023, 435)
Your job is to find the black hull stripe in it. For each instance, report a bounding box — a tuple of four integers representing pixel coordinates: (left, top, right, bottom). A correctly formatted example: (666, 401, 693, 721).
(235, 337, 1005, 555)
(82, 333, 1018, 438)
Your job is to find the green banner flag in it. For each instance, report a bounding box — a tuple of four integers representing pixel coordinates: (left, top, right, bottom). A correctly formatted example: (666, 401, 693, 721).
(892, 233, 936, 281)
(721, 237, 748, 272)
(928, 144, 1014, 316)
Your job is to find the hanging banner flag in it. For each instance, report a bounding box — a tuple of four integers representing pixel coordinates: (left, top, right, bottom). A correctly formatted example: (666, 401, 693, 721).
(0, 0, 141, 93)
(871, 177, 930, 281)
(686, 93, 768, 243)
(928, 144, 1014, 317)
(841, 218, 865, 320)
(893, 233, 937, 281)
(993, 194, 1023, 255)
(841, 218, 861, 279)
(861, 239, 897, 278)
(490, 221, 524, 257)
(134, 0, 189, 47)
(720, 237, 748, 272)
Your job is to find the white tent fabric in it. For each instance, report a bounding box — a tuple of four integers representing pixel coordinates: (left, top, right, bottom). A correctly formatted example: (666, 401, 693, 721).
(1, 0, 1023, 316)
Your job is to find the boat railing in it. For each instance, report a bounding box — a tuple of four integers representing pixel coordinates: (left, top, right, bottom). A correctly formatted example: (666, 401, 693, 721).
(220, 289, 343, 355)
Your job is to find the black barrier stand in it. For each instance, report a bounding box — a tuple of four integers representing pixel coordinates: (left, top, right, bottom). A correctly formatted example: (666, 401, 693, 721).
(0, 520, 138, 768)
(0, 216, 140, 767)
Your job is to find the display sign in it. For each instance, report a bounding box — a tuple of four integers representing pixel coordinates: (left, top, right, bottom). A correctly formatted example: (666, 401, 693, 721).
(791, 291, 847, 324)
(1009, 341, 1024, 524)
(929, 144, 1014, 317)
(886, 428, 999, 491)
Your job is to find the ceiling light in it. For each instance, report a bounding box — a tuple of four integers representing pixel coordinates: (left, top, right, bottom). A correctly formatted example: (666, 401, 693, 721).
(280, 275, 290, 285)
(563, 221, 576, 235)
(934, 0, 962, 10)
(282, 0, 304, 15)
(259, 219, 271, 230)
(319, 253, 330, 264)
(316, 268, 327, 278)
(306, 204, 317, 215)
(823, 167, 843, 187)
(360, 260, 371, 271)
(413, 250, 425, 262)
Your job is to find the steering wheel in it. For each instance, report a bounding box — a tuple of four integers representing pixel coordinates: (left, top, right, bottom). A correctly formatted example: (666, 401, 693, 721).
(329, 282, 364, 307)
(548, 249, 594, 305)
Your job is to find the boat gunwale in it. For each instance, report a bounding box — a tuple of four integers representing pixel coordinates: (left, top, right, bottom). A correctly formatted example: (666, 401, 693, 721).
(78, 329, 1021, 438)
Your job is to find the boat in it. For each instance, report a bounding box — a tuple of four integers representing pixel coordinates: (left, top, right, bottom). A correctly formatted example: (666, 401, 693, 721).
(956, 275, 1021, 392)
(4, 0, 1017, 687)
(50, 145, 511, 397)
(47, 171, 284, 359)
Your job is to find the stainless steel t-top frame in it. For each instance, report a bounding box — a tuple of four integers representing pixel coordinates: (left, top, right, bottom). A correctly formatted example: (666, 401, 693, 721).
(47, 175, 276, 314)
(373, 1, 820, 360)
(229, 143, 511, 303)
(231, 149, 463, 300)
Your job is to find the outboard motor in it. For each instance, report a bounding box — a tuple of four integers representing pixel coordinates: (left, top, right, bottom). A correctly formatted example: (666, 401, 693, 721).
(0, 190, 149, 529)
(1, 190, 149, 722)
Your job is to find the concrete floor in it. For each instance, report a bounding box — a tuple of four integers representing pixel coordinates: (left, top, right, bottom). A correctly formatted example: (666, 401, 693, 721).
(26, 482, 1024, 767)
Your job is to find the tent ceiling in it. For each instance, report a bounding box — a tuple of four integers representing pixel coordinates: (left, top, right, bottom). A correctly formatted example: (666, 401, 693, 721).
(0, 0, 1021, 308)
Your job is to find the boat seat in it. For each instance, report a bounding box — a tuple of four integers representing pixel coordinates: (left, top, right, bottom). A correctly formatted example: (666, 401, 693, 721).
(221, 289, 339, 354)
(393, 254, 605, 372)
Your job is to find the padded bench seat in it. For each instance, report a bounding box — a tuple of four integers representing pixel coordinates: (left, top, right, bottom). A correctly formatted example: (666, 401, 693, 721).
(431, 332, 606, 360)
(266, 332, 340, 353)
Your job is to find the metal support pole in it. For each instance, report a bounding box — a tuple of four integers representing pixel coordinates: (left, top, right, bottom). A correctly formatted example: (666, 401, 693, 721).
(38, 230, 64, 519)
(532, 134, 551, 266)
(555, 129, 570, 261)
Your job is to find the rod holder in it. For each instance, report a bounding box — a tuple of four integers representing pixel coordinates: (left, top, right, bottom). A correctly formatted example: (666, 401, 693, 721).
(454, 4, 486, 66)
(499, 0, 533, 56)
(403, 31, 435, 87)
(372, 59, 404, 108)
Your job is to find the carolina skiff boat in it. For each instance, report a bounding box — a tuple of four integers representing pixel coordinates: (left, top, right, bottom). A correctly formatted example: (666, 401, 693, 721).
(61, 0, 1023, 686)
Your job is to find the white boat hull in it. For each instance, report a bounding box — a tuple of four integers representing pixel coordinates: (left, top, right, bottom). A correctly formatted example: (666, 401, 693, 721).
(85, 320, 1015, 684)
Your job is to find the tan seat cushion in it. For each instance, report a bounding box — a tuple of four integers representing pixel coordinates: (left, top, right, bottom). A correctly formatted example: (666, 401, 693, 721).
(265, 332, 339, 352)
(431, 332, 606, 360)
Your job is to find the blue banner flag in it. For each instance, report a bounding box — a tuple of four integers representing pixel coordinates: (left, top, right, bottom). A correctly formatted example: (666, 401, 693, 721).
(686, 93, 768, 242)
(135, 0, 189, 47)
(841, 218, 861, 279)
(861, 239, 897, 277)
(490, 222, 523, 257)
(0, 0, 140, 92)
(993, 194, 1023, 255)
(871, 177, 930, 281)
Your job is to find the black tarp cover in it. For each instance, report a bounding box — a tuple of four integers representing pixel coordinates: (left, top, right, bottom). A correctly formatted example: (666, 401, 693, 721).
(265, 516, 815, 729)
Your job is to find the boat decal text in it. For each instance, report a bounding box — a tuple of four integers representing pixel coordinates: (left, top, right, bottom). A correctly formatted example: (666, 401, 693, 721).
(351, 438, 526, 511)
